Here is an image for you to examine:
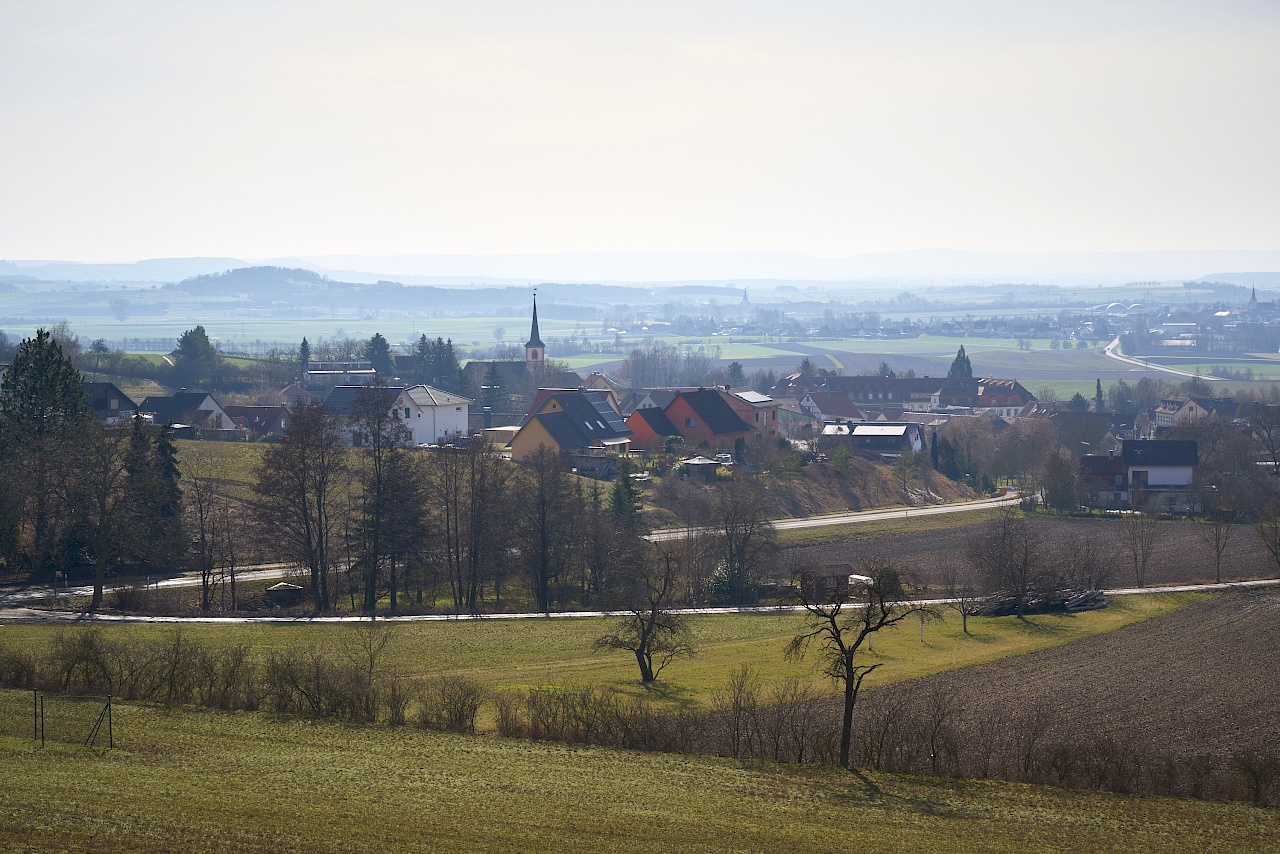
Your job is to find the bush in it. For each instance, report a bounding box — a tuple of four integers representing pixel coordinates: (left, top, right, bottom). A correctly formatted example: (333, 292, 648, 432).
(417, 676, 485, 733)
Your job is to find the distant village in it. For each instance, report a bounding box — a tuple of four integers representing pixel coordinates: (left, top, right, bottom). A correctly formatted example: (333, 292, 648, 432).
(21, 295, 1279, 525)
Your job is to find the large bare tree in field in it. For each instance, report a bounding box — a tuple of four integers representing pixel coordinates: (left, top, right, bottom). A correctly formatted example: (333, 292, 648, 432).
(594, 542, 695, 684)
(253, 401, 349, 611)
(787, 564, 931, 770)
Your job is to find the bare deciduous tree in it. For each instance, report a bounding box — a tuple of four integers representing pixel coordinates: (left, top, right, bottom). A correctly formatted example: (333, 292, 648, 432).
(967, 508, 1050, 617)
(711, 477, 777, 606)
(593, 544, 695, 683)
(253, 400, 349, 611)
(1118, 493, 1161, 588)
(787, 563, 932, 770)
(943, 563, 983, 634)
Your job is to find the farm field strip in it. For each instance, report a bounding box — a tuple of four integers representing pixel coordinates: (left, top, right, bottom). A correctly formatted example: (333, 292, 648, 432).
(1, 690, 1274, 853)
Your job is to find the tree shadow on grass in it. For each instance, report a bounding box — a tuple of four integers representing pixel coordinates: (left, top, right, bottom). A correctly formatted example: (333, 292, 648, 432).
(824, 767, 970, 818)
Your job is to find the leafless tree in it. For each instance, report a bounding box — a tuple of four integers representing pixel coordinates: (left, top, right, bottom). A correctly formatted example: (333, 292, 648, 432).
(711, 477, 777, 606)
(432, 441, 511, 613)
(787, 563, 932, 770)
(1198, 489, 1240, 584)
(72, 423, 131, 611)
(1248, 403, 1280, 470)
(515, 445, 583, 612)
(1117, 493, 1161, 587)
(1054, 530, 1110, 591)
(1256, 500, 1280, 578)
(253, 400, 350, 610)
(349, 382, 411, 613)
(966, 508, 1050, 617)
(182, 446, 222, 612)
(593, 543, 695, 683)
(943, 563, 983, 634)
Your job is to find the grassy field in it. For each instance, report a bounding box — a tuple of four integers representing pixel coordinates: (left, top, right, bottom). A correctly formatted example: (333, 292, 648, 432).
(0, 689, 1274, 852)
(0, 594, 1201, 710)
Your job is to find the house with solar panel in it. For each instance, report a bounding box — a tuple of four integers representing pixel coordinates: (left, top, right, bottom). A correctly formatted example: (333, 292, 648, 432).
(820, 421, 924, 457)
(509, 389, 633, 469)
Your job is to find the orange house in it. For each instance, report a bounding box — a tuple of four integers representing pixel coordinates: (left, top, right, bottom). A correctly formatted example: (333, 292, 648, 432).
(663, 389, 754, 450)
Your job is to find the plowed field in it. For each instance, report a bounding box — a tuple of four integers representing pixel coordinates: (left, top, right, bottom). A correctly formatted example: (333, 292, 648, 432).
(788, 515, 1273, 587)
(871, 589, 1280, 765)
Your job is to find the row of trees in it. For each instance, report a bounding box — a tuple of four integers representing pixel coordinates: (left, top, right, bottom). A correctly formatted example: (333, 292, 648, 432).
(0, 332, 185, 606)
(249, 386, 782, 621)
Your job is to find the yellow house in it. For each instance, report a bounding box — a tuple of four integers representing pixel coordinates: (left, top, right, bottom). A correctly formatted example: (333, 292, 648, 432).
(509, 389, 632, 461)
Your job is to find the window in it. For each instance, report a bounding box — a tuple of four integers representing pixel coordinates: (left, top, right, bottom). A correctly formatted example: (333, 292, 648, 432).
(404, 408, 411, 418)
(685, 418, 695, 427)
(1132, 470, 1149, 487)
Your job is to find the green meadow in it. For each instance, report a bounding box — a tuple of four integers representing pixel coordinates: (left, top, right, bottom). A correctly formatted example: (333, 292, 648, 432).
(0, 593, 1200, 710)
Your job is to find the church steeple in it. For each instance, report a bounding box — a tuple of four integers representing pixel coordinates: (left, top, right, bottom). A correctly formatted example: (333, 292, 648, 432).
(525, 292, 545, 373)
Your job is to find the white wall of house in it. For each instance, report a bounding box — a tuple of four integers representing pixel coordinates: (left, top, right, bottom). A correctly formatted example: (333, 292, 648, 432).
(393, 390, 468, 445)
(1129, 465, 1194, 488)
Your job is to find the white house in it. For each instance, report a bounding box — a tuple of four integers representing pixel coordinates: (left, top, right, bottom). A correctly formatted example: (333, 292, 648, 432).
(324, 384, 471, 446)
(393, 385, 471, 445)
(1122, 439, 1197, 490)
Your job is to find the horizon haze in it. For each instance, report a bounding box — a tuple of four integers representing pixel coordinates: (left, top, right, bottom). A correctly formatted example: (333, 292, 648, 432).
(2, 1, 1278, 264)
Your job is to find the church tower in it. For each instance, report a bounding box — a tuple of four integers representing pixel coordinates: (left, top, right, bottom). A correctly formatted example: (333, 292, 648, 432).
(525, 293, 545, 374)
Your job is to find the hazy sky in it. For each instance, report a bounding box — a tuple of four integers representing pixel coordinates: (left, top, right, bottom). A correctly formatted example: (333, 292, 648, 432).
(2, 1, 1277, 262)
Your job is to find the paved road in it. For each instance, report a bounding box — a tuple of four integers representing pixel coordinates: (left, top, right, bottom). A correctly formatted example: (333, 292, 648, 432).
(647, 493, 1019, 541)
(4, 575, 1276, 625)
(1103, 336, 1225, 381)
(1, 495, 1018, 609)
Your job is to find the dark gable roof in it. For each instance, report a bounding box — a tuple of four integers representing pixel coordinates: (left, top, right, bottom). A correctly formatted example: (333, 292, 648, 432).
(530, 390, 633, 451)
(678, 389, 754, 435)
(85, 382, 138, 414)
(533, 411, 584, 449)
(1122, 440, 1198, 468)
(139, 392, 217, 424)
(631, 406, 681, 437)
(1080, 455, 1125, 477)
(323, 385, 402, 418)
(553, 390, 631, 440)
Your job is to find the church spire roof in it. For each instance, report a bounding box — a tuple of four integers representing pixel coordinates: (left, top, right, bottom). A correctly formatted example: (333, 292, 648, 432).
(525, 294, 544, 348)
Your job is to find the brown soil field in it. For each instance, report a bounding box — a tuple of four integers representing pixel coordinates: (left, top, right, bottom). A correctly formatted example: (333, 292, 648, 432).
(787, 514, 1275, 588)
(851, 590, 1280, 799)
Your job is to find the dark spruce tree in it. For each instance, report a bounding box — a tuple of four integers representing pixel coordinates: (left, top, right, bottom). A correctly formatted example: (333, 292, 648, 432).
(0, 329, 91, 573)
(364, 333, 395, 376)
(948, 346, 973, 378)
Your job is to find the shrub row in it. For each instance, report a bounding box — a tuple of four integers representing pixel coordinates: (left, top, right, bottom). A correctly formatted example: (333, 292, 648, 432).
(0, 627, 484, 733)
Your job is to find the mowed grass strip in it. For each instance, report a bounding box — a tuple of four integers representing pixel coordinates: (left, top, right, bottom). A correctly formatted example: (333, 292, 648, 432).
(0, 594, 1201, 708)
(0, 690, 1274, 853)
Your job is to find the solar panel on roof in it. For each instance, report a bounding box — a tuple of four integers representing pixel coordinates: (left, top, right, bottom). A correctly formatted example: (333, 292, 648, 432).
(587, 393, 628, 431)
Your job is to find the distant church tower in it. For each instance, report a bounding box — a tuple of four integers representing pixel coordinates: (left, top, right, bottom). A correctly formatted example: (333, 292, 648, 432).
(525, 293, 545, 374)
(1249, 287, 1259, 311)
